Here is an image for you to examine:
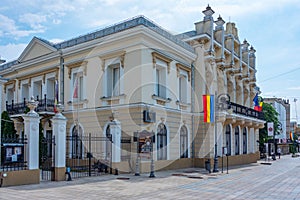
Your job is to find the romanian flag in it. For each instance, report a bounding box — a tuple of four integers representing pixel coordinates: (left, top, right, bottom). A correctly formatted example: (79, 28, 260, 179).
(253, 93, 263, 112)
(203, 95, 214, 123)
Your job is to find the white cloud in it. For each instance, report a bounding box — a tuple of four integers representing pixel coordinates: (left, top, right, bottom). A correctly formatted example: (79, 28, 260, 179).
(0, 14, 18, 35)
(49, 38, 64, 44)
(19, 13, 47, 30)
(0, 43, 27, 62)
(288, 87, 300, 90)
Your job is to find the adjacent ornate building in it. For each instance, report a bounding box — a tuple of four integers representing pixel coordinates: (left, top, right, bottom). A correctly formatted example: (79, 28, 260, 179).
(0, 6, 264, 173)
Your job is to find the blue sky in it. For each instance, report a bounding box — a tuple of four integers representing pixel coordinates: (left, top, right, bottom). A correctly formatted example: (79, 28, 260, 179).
(0, 0, 300, 123)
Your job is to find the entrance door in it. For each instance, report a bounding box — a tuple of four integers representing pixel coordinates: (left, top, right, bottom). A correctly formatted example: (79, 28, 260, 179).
(40, 130, 55, 181)
(157, 123, 167, 160)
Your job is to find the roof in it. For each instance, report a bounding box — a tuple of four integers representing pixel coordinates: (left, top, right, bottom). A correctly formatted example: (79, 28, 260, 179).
(0, 16, 194, 71)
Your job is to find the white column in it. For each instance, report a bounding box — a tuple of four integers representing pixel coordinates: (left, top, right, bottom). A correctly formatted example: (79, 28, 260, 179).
(23, 107, 40, 170)
(110, 121, 121, 162)
(51, 112, 67, 167)
(0, 78, 7, 165)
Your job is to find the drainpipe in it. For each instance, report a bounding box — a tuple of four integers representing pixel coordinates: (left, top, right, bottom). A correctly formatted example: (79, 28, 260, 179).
(191, 63, 195, 162)
(59, 51, 64, 104)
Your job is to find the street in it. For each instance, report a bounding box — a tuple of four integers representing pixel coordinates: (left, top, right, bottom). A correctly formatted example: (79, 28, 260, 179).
(1, 155, 300, 200)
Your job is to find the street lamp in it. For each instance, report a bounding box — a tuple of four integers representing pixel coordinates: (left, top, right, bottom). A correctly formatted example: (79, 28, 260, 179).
(213, 93, 231, 173)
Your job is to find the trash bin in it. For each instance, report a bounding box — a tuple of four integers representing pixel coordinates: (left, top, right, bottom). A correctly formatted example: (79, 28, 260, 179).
(272, 154, 276, 160)
(205, 159, 211, 173)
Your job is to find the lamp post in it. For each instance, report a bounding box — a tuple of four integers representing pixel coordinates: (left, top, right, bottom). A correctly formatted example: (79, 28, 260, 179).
(213, 93, 231, 173)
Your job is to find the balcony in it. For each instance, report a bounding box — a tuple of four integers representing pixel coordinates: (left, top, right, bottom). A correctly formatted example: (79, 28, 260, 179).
(6, 95, 55, 115)
(230, 102, 264, 120)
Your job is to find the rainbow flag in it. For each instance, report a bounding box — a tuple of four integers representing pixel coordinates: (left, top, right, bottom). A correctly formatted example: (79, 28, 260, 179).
(203, 95, 214, 123)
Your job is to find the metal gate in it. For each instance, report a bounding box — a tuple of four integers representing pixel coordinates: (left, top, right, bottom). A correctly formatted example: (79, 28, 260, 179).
(39, 133, 55, 181)
(66, 133, 112, 179)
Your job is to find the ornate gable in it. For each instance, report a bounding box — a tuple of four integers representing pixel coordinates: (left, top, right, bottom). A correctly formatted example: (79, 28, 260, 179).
(18, 37, 57, 62)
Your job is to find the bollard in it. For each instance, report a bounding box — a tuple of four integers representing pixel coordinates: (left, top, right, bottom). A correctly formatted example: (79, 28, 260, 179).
(115, 168, 119, 175)
(205, 159, 211, 173)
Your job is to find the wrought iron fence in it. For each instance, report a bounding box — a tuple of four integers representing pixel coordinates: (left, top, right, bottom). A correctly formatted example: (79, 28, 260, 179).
(6, 94, 55, 115)
(66, 133, 112, 179)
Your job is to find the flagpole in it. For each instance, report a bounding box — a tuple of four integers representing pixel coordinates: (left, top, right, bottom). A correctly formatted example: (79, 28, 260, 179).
(213, 91, 219, 172)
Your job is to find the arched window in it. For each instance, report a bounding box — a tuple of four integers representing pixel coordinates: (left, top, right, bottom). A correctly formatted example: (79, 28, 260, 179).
(225, 125, 231, 156)
(157, 123, 167, 160)
(243, 127, 247, 154)
(235, 126, 240, 155)
(180, 125, 188, 158)
(71, 125, 83, 159)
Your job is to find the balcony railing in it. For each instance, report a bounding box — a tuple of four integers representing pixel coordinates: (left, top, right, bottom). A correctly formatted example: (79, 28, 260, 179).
(6, 94, 55, 115)
(230, 102, 264, 120)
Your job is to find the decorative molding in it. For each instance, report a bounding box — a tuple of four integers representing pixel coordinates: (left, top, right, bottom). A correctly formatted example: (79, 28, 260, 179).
(176, 63, 191, 81)
(176, 100, 190, 110)
(100, 59, 105, 71)
(100, 94, 126, 101)
(67, 99, 88, 105)
(67, 61, 88, 79)
(17, 68, 59, 84)
(99, 50, 126, 70)
(4, 80, 16, 93)
(151, 52, 172, 73)
(152, 94, 172, 105)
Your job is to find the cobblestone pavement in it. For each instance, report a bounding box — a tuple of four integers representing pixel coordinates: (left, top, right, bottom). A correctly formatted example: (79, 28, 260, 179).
(1, 155, 300, 200)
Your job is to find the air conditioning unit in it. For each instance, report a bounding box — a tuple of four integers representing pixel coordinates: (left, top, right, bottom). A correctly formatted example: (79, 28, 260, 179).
(143, 110, 156, 123)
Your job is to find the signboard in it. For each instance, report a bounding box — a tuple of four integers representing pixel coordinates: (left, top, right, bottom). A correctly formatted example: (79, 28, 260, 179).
(135, 130, 154, 160)
(267, 122, 274, 136)
(2, 143, 24, 164)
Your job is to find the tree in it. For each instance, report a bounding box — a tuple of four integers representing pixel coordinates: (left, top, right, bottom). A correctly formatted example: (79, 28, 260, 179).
(1, 111, 17, 138)
(259, 101, 279, 150)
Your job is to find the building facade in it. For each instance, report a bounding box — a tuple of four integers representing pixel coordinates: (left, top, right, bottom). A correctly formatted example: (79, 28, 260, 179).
(0, 6, 264, 172)
(264, 98, 290, 143)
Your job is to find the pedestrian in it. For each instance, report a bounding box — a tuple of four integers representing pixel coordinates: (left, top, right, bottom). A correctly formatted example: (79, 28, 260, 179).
(277, 147, 281, 159)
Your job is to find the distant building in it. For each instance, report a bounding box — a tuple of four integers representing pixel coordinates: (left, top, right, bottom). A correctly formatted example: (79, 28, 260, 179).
(264, 98, 290, 143)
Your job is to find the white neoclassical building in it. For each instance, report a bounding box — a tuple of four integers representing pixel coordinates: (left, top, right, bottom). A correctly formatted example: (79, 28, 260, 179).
(0, 6, 264, 173)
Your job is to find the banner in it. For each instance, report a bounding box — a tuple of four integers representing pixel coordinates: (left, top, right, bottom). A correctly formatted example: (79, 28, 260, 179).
(203, 95, 214, 123)
(267, 122, 274, 136)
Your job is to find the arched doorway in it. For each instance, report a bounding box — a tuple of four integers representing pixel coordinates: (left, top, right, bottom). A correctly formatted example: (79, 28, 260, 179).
(225, 125, 231, 155)
(180, 125, 188, 158)
(157, 123, 167, 160)
(243, 127, 247, 154)
(235, 126, 240, 155)
(71, 125, 83, 159)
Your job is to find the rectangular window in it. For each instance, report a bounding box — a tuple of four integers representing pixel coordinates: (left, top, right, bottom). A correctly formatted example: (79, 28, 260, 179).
(179, 75, 187, 103)
(7, 87, 14, 104)
(46, 79, 55, 100)
(21, 84, 29, 100)
(33, 81, 42, 100)
(107, 63, 120, 97)
(73, 72, 84, 101)
(156, 66, 166, 98)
